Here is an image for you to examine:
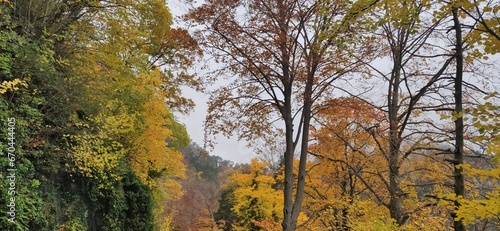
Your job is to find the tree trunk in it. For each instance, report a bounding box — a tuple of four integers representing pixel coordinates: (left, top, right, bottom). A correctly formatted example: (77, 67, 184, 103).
(289, 71, 314, 230)
(282, 92, 296, 231)
(451, 6, 466, 231)
(281, 61, 297, 231)
(279, 1, 295, 228)
(388, 36, 404, 225)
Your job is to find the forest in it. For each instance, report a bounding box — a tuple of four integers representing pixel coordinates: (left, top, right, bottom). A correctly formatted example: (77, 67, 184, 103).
(0, 0, 499, 230)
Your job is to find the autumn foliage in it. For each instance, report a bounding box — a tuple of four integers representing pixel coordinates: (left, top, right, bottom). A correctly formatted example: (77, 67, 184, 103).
(1, 0, 500, 230)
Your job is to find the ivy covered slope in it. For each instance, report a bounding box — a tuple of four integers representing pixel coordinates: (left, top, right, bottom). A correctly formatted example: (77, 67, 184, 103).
(0, 0, 198, 230)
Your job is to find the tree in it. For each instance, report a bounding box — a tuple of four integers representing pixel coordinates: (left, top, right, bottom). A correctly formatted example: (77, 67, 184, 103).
(432, 1, 500, 229)
(306, 96, 452, 230)
(451, 4, 466, 230)
(186, 0, 375, 229)
(215, 159, 288, 231)
(306, 97, 388, 230)
(341, 0, 459, 226)
(451, 3, 500, 226)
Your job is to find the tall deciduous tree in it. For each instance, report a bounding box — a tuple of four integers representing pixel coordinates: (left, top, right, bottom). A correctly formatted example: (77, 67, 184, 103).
(451, 4, 466, 230)
(186, 0, 374, 229)
(345, 0, 458, 226)
(433, 1, 500, 229)
(450, 0, 500, 228)
(445, 1, 499, 230)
